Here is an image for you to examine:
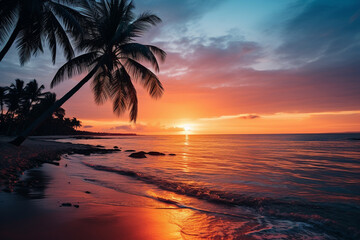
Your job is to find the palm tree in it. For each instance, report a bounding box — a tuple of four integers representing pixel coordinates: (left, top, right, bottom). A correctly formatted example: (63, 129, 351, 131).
(22, 79, 49, 115)
(71, 117, 81, 129)
(10, 0, 166, 146)
(0, 86, 8, 123)
(0, 0, 84, 64)
(5, 79, 25, 117)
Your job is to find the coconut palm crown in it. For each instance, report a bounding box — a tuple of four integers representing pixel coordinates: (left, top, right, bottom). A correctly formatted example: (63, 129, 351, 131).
(51, 0, 166, 121)
(10, 0, 166, 146)
(0, 0, 85, 64)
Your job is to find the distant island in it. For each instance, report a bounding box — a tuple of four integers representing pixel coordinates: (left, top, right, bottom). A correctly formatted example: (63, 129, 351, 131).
(70, 131, 136, 136)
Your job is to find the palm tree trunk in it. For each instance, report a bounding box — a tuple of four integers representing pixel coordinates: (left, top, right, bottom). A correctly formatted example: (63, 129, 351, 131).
(0, 24, 21, 62)
(9, 65, 100, 146)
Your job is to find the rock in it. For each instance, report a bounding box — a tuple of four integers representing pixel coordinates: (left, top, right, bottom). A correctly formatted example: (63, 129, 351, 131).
(73, 204, 80, 208)
(61, 203, 72, 207)
(147, 151, 165, 156)
(113, 146, 119, 149)
(65, 164, 68, 167)
(169, 153, 176, 156)
(129, 151, 147, 158)
(85, 191, 91, 194)
(96, 145, 105, 148)
(125, 150, 136, 152)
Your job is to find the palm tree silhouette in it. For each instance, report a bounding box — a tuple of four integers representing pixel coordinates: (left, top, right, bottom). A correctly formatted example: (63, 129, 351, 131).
(5, 79, 25, 118)
(10, 0, 166, 146)
(0, 0, 84, 64)
(22, 79, 49, 115)
(0, 87, 7, 123)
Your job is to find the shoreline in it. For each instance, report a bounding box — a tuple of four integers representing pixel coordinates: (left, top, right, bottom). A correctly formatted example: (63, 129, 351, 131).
(0, 136, 120, 192)
(0, 136, 184, 240)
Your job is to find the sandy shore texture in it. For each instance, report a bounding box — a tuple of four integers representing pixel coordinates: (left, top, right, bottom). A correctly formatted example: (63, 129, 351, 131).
(0, 136, 185, 240)
(0, 136, 120, 192)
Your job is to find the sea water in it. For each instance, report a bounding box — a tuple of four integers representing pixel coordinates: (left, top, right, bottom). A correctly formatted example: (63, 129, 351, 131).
(56, 133, 360, 239)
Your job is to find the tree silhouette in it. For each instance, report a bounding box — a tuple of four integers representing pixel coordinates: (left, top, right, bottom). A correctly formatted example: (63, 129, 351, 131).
(0, 86, 7, 123)
(10, 0, 166, 146)
(0, 0, 84, 64)
(0, 80, 81, 135)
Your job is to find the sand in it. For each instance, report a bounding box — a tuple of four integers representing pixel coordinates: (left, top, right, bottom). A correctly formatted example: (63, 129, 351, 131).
(0, 136, 119, 191)
(0, 136, 184, 240)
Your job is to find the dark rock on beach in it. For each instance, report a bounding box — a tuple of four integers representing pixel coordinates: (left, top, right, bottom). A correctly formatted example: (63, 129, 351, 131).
(169, 153, 176, 156)
(147, 151, 165, 156)
(85, 191, 91, 194)
(61, 203, 72, 207)
(125, 150, 136, 152)
(129, 151, 147, 158)
(113, 146, 119, 149)
(73, 204, 80, 208)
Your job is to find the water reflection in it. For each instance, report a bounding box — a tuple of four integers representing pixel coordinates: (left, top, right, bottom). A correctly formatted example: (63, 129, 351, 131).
(14, 168, 51, 199)
(184, 134, 189, 146)
(182, 135, 190, 173)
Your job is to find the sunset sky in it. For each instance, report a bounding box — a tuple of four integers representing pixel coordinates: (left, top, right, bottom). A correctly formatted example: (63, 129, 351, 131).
(1, 0, 359, 134)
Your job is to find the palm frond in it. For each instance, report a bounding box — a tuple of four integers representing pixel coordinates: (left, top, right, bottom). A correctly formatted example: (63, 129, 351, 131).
(44, 14, 58, 64)
(125, 58, 163, 98)
(91, 67, 112, 105)
(46, 12, 75, 61)
(119, 66, 138, 121)
(51, 51, 99, 88)
(128, 12, 161, 38)
(16, 20, 43, 65)
(47, 1, 84, 37)
(118, 43, 161, 72)
(147, 45, 166, 62)
(0, 0, 19, 43)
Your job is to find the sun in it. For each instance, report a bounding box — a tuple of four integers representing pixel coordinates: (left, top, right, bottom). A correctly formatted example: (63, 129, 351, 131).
(179, 124, 192, 135)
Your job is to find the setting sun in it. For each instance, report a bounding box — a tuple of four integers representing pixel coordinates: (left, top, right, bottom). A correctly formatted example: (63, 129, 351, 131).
(179, 124, 193, 135)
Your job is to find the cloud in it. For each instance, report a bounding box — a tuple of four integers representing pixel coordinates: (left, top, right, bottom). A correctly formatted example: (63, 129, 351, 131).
(239, 115, 260, 120)
(83, 125, 93, 129)
(110, 123, 183, 133)
(200, 114, 261, 121)
(135, 0, 225, 43)
(275, 0, 360, 68)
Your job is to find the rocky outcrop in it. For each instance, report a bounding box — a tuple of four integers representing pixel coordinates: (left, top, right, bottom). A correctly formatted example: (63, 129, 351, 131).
(147, 151, 165, 156)
(129, 151, 147, 158)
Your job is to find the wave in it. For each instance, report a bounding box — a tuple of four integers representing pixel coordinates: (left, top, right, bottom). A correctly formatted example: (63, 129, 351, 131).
(84, 177, 255, 221)
(82, 162, 313, 210)
(82, 162, 358, 239)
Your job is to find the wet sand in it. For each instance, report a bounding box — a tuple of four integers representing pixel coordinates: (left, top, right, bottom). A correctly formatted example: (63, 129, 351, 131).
(0, 137, 186, 240)
(0, 136, 119, 191)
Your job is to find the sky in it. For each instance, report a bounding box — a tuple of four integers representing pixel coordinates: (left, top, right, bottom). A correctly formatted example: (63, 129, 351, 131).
(1, 0, 360, 135)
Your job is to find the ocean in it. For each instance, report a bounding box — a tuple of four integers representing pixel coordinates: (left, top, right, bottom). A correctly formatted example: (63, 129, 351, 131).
(56, 133, 360, 239)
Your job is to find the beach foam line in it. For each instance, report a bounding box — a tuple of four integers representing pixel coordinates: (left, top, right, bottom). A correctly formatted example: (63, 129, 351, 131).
(83, 177, 255, 220)
(82, 162, 342, 237)
(82, 162, 264, 207)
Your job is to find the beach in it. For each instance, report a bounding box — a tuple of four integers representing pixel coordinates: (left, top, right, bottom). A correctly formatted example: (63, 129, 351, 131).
(0, 134, 359, 239)
(0, 137, 184, 240)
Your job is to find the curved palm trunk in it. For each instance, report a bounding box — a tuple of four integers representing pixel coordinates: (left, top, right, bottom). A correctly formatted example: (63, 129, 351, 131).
(0, 24, 21, 62)
(10, 65, 100, 146)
